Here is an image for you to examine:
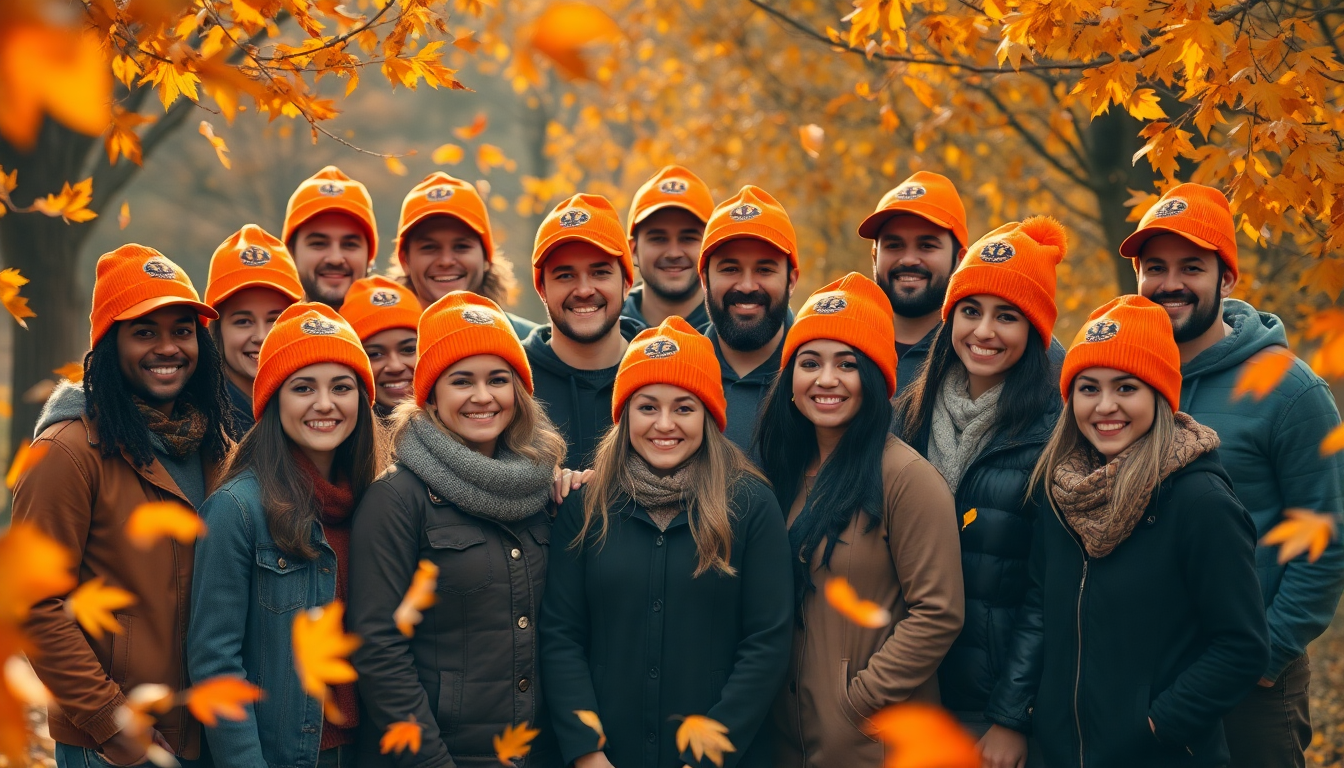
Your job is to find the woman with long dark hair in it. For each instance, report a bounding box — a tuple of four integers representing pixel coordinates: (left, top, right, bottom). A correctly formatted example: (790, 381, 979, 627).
(188, 303, 385, 768)
(760, 273, 964, 768)
(540, 317, 793, 768)
(892, 217, 1065, 767)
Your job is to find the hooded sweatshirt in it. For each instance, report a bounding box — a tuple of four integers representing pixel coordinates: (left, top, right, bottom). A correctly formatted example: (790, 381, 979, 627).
(1179, 299, 1344, 680)
(707, 318, 792, 458)
(621, 283, 708, 331)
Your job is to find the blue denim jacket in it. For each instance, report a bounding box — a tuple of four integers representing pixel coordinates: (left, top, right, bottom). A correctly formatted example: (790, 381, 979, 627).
(187, 470, 338, 768)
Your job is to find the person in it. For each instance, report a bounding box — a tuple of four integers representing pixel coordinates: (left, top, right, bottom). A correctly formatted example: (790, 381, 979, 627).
(891, 217, 1064, 764)
(540, 316, 793, 768)
(188, 303, 384, 768)
(700, 185, 799, 453)
(858, 171, 970, 393)
(524, 193, 642, 467)
(759, 273, 965, 768)
(204, 223, 305, 437)
(1125, 182, 1344, 768)
(389, 172, 537, 338)
(340, 276, 422, 419)
(989, 295, 1270, 767)
(349, 291, 567, 768)
(283, 165, 379, 307)
(621, 165, 715, 329)
(13, 245, 232, 768)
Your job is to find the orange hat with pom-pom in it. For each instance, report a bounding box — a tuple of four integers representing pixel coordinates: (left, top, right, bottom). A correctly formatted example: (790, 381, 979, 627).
(943, 216, 1066, 345)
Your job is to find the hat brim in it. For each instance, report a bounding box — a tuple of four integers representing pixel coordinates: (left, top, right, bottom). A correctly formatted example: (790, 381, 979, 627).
(700, 231, 794, 267)
(1119, 224, 1219, 259)
(858, 206, 956, 240)
(396, 211, 492, 261)
(534, 231, 627, 265)
(628, 202, 708, 237)
(114, 296, 219, 323)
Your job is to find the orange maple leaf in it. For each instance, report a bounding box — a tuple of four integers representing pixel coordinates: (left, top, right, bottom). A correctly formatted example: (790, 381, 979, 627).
(292, 602, 360, 711)
(53, 362, 84, 383)
(118, 201, 131, 230)
(1232, 347, 1295, 401)
(866, 702, 980, 768)
(0, 268, 37, 329)
(494, 721, 540, 765)
(65, 576, 136, 640)
(574, 709, 606, 749)
(32, 178, 97, 223)
(185, 676, 263, 727)
(0, 522, 75, 626)
(126, 501, 207, 549)
(0, 23, 112, 151)
(394, 560, 439, 637)
(476, 144, 513, 173)
(432, 143, 464, 165)
(453, 113, 488, 140)
(198, 121, 231, 170)
(1262, 509, 1337, 565)
(824, 577, 892, 629)
(675, 714, 735, 767)
(6, 439, 49, 490)
(381, 717, 423, 755)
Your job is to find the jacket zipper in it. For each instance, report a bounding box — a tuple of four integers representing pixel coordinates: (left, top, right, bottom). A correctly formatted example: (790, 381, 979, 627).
(1052, 502, 1089, 768)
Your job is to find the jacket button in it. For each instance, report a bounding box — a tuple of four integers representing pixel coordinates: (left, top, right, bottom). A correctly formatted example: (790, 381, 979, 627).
(652, 599, 662, 612)
(511, 548, 522, 560)
(518, 615, 530, 629)
(646, 732, 656, 743)
(648, 667, 659, 679)
(1146, 515, 1156, 525)
(277, 558, 287, 569)
(655, 536, 664, 547)
(518, 678, 530, 692)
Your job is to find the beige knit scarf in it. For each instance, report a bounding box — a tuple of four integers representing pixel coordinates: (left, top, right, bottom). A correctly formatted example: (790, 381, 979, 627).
(623, 453, 690, 531)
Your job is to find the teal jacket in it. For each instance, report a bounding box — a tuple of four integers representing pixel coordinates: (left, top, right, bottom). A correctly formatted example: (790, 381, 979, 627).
(1180, 299, 1344, 680)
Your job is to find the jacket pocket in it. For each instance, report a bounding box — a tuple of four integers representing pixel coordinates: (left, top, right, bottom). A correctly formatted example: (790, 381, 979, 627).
(528, 525, 550, 576)
(838, 660, 877, 742)
(108, 614, 133, 685)
(256, 547, 310, 614)
(427, 525, 492, 595)
(436, 670, 462, 735)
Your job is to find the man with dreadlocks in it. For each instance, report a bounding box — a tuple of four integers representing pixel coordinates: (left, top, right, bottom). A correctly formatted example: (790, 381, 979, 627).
(12, 245, 232, 768)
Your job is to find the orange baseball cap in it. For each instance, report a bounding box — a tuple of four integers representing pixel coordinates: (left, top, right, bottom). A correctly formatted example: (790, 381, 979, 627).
(90, 245, 217, 350)
(531, 193, 635, 297)
(252, 302, 374, 420)
(613, 316, 727, 431)
(626, 165, 715, 237)
(699, 185, 797, 271)
(1120, 182, 1238, 281)
(339, 276, 423, 342)
(858, 171, 970, 250)
(1060, 295, 1182, 409)
(414, 291, 532, 405)
(282, 166, 379, 263)
(943, 216, 1066, 345)
(781, 272, 897, 397)
(395, 172, 494, 263)
(204, 224, 304, 309)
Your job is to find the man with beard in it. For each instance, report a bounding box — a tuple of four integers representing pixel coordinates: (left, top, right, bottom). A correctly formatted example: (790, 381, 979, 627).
(282, 166, 378, 307)
(1129, 182, 1344, 768)
(14, 245, 233, 768)
(622, 165, 715, 329)
(525, 193, 641, 466)
(700, 185, 799, 452)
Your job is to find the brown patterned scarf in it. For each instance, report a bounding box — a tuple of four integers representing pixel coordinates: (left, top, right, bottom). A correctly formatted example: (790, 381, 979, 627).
(135, 397, 208, 458)
(1052, 412, 1219, 558)
(623, 453, 690, 531)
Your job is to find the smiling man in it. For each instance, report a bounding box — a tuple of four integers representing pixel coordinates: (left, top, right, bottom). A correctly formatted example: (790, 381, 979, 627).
(622, 165, 715, 329)
(1128, 182, 1344, 768)
(339, 276, 423, 419)
(524, 193, 641, 466)
(282, 166, 378, 307)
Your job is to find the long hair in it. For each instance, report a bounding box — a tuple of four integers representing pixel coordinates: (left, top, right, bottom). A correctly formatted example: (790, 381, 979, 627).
(894, 316, 1055, 447)
(83, 319, 233, 468)
(575, 410, 764, 578)
(220, 386, 386, 559)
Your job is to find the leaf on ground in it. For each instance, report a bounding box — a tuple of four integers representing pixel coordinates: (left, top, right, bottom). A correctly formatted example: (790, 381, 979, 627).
(292, 602, 360, 706)
(493, 721, 540, 765)
(381, 717, 423, 755)
(1262, 509, 1337, 564)
(453, 113, 488, 140)
(126, 501, 207, 549)
(185, 676, 262, 727)
(65, 576, 136, 640)
(6, 439, 49, 490)
(1232, 347, 1295, 401)
(0, 268, 35, 328)
(394, 560, 438, 637)
(574, 710, 606, 749)
(198, 121, 231, 170)
(824, 576, 891, 629)
(866, 702, 980, 768)
(675, 714, 735, 767)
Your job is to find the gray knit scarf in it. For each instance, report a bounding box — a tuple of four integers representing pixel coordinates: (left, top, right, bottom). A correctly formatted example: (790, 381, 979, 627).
(396, 414, 554, 522)
(927, 366, 1001, 495)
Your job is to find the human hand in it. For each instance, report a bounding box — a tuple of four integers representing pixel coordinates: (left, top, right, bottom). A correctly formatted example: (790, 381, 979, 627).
(98, 727, 165, 767)
(574, 751, 617, 768)
(1257, 676, 1276, 687)
(553, 468, 594, 504)
(977, 724, 1027, 768)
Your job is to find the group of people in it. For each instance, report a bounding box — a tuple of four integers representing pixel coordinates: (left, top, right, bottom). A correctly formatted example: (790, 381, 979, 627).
(11, 162, 1343, 768)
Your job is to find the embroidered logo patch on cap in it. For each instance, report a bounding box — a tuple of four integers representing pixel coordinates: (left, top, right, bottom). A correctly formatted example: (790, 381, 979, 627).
(370, 290, 401, 307)
(142, 258, 177, 280)
(1154, 199, 1188, 218)
(644, 338, 679, 358)
(559, 209, 590, 228)
(426, 186, 455, 202)
(894, 185, 927, 201)
(980, 241, 1015, 263)
(729, 204, 762, 222)
(317, 183, 345, 197)
(461, 308, 495, 325)
(239, 246, 271, 267)
(659, 179, 688, 195)
(812, 295, 847, 314)
(1084, 319, 1120, 343)
(301, 317, 340, 335)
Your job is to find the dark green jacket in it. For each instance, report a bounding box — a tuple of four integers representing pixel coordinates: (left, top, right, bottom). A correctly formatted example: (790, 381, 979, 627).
(707, 318, 792, 457)
(620, 284, 708, 331)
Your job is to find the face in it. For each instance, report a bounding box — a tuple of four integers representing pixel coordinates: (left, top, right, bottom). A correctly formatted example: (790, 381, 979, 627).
(116, 305, 200, 408)
(626, 383, 706, 473)
(1071, 367, 1158, 461)
(363, 328, 417, 410)
(540, 242, 630, 344)
(278, 362, 361, 462)
(704, 239, 797, 352)
(790, 339, 864, 430)
(873, 214, 960, 319)
(632, 208, 704, 303)
(401, 216, 487, 306)
(431, 354, 516, 455)
(1137, 234, 1233, 343)
(216, 287, 291, 386)
(949, 294, 1031, 390)
(291, 212, 370, 306)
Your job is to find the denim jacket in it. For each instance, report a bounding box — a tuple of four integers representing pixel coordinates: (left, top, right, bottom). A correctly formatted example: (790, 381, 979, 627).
(187, 469, 338, 768)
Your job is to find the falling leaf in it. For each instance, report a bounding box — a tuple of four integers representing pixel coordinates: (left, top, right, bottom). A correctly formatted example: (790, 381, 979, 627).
(0, 399, 10, 419)
(824, 577, 891, 629)
(53, 362, 84, 383)
(381, 717, 423, 755)
(4, 656, 50, 705)
(675, 715, 735, 768)
(31, 179, 97, 224)
(65, 576, 136, 640)
(119, 201, 131, 230)
(527, 3, 624, 81)
(574, 710, 606, 749)
(866, 702, 980, 768)
(477, 144, 510, 173)
(493, 721, 540, 765)
(0, 23, 113, 151)
(6, 439, 49, 490)
(394, 560, 438, 637)
(0, 523, 75, 626)
(386, 156, 409, 176)
(292, 602, 360, 709)
(1322, 423, 1344, 456)
(1232, 347, 1295, 401)
(21, 379, 55, 404)
(453, 32, 482, 53)
(185, 676, 262, 727)
(798, 124, 824, 158)
(432, 143, 464, 165)
(116, 683, 175, 741)
(126, 501, 207, 549)
(453, 113, 488, 140)
(198, 121, 231, 170)
(961, 508, 977, 530)
(0, 268, 36, 328)
(1262, 508, 1337, 564)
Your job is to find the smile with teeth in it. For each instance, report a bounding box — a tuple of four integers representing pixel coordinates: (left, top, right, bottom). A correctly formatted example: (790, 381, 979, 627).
(649, 437, 682, 449)
(462, 411, 498, 420)
(812, 395, 845, 405)
(305, 419, 339, 431)
(897, 274, 925, 282)
(569, 306, 601, 316)
(1092, 421, 1127, 434)
(148, 365, 182, 376)
(968, 344, 1002, 356)
(379, 381, 410, 390)
(430, 274, 465, 282)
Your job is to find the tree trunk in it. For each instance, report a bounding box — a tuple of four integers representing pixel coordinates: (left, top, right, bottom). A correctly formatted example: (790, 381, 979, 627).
(1085, 110, 1157, 294)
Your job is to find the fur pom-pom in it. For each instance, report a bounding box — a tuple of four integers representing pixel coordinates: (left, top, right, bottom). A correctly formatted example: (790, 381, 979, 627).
(1018, 216, 1067, 263)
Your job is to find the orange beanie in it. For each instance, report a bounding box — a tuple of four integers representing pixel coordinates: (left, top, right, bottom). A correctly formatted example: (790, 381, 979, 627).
(1059, 295, 1182, 409)
(626, 165, 715, 237)
(395, 172, 494, 263)
(90, 245, 217, 350)
(414, 291, 533, 406)
(531, 193, 634, 297)
(858, 171, 970, 250)
(339, 276, 423, 342)
(252, 303, 374, 420)
(1120, 182, 1237, 281)
(282, 166, 379, 263)
(781, 272, 897, 397)
(943, 216, 1066, 345)
(204, 224, 304, 309)
(613, 316, 727, 431)
(699, 185, 797, 271)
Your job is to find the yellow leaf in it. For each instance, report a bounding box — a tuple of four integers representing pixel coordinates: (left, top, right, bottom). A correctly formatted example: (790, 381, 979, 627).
(798, 124, 824, 158)
(381, 717, 423, 755)
(477, 144, 509, 173)
(1321, 423, 1344, 456)
(126, 501, 207, 550)
(0, 522, 76, 626)
(866, 702, 979, 768)
(824, 576, 891, 629)
(394, 560, 438, 637)
(185, 676, 263, 727)
(1262, 509, 1337, 564)
(962, 508, 977, 530)
(527, 3, 624, 81)
(32, 178, 97, 224)
(453, 33, 482, 53)
(65, 577, 136, 640)
(198, 121, 231, 170)
(454, 113, 488, 140)
(1232, 347, 1295, 401)
(675, 715, 735, 768)
(493, 721, 540, 765)
(118, 201, 130, 231)
(1123, 89, 1167, 121)
(386, 156, 409, 176)
(0, 23, 112, 151)
(292, 602, 361, 705)
(432, 143, 465, 165)
(6, 439, 49, 490)
(983, 0, 1005, 20)
(574, 710, 606, 749)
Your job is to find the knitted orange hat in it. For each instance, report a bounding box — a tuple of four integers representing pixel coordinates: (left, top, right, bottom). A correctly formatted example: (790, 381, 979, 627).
(943, 216, 1066, 345)
(282, 166, 379, 262)
(699, 185, 797, 271)
(252, 302, 374, 420)
(613, 316, 727, 431)
(204, 224, 304, 310)
(395, 172, 493, 263)
(858, 171, 970, 250)
(339, 276, 423, 342)
(414, 291, 532, 406)
(1059, 295, 1182, 409)
(781, 272, 898, 397)
(531, 193, 634, 297)
(90, 245, 218, 350)
(1120, 182, 1237, 281)
(627, 165, 715, 237)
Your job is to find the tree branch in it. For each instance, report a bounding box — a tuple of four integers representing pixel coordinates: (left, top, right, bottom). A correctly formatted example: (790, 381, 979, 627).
(973, 83, 1095, 190)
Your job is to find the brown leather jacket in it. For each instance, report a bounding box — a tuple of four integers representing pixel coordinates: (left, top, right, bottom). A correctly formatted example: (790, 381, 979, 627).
(11, 410, 223, 757)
